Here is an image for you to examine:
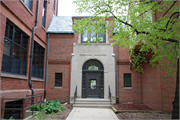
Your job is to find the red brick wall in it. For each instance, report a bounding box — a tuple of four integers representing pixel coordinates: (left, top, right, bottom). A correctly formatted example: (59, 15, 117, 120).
(141, 63, 162, 111)
(159, 59, 176, 113)
(118, 64, 142, 104)
(47, 64, 71, 103)
(0, 0, 57, 118)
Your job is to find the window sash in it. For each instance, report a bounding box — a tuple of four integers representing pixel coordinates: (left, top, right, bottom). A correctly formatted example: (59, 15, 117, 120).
(32, 41, 44, 78)
(2, 20, 28, 75)
(53, 0, 55, 10)
(23, 0, 32, 11)
(81, 32, 106, 43)
(124, 74, 131, 87)
(55, 73, 62, 87)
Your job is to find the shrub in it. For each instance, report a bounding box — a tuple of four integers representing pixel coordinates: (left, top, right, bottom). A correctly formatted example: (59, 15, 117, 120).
(43, 100, 61, 114)
(29, 104, 45, 111)
(60, 105, 66, 111)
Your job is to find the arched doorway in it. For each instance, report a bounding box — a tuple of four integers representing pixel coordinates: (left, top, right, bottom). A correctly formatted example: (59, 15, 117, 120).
(82, 59, 104, 98)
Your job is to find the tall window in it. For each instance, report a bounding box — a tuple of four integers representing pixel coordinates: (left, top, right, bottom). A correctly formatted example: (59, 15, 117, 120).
(53, 0, 55, 11)
(55, 73, 62, 87)
(124, 73, 131, 87)
(42, 0, 47, 27)
(81, 26, 106, 43)
(31, 41, 44, 78)
(23, 0, 32, 11)
(2, 19, 29, 75)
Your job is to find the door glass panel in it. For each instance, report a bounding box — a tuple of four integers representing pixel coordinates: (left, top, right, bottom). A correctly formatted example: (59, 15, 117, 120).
(88, 65, 98, 70)
(90, 80, 96, 89)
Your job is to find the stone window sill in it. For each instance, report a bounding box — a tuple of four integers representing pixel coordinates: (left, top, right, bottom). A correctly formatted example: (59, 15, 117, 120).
(42, 26, 46, 31)
(31, 77, 44, 82)
(124, 87, 132, 89)
(19, 0, 33, 16)
(54, 87, 62, 89)
(1, 72, 28, 80)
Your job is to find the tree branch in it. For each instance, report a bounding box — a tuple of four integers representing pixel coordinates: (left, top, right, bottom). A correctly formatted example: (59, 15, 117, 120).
(162, 1, 177, 17)
(166, 12, 179, 29)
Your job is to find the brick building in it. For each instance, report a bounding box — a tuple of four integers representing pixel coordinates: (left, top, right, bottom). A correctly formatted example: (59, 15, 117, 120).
(46, 16, 176, 113)
(0, 0, 58, 119)
(0, 0, 177, 119)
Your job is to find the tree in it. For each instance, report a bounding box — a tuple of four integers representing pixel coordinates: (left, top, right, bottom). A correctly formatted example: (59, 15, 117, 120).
(72, 0, 179, 119)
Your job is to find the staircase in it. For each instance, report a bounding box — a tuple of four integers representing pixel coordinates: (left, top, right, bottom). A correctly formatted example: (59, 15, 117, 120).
(73, 98, 111, 108)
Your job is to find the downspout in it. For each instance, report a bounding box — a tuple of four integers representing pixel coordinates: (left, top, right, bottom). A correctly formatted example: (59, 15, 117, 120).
(44, 33, 50, 102)
(28, 0, 39, 104)
(116, 44, 119, 104)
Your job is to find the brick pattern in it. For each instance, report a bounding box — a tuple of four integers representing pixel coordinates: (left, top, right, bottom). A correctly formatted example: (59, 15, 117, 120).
(0, 0, 57, 118)
(47, 64, 71, 103)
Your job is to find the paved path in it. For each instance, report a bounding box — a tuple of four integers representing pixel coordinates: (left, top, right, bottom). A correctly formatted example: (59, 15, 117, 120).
(66, 107, 119, 120)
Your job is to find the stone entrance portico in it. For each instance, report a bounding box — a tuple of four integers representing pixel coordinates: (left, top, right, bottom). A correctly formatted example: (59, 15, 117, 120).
(70, 43, 116, 104)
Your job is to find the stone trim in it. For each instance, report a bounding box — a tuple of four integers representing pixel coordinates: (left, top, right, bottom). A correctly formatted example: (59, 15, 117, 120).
(1, 73, 28, 80)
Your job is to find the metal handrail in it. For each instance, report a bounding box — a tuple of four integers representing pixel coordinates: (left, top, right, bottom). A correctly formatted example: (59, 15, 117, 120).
(74, 85, 77, 104)
(1, 94, 42, 119)
(109, 85, 112, 105)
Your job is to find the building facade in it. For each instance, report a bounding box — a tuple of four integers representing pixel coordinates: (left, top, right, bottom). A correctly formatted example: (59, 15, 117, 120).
(0, 0, 58, 119)
(46, 16, 176, 113)
(0, 0, 177, 119)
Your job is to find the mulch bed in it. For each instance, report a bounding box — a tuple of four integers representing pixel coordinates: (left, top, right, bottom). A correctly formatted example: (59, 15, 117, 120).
(28, 104, 73, 120)
(113, 104, 153, 111)
(113, 104, 171, 119)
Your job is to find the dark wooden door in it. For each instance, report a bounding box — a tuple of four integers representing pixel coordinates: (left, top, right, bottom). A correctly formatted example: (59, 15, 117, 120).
(85, 72, 100, 98)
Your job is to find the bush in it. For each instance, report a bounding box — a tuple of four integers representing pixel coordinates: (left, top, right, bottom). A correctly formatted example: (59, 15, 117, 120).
(29, 104, 45, 111)
(60, 105, 66, 111)
(43, 100, 61, 114)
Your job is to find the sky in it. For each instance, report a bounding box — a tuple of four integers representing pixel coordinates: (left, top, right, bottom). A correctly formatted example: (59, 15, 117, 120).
(58, 0, 90, 16)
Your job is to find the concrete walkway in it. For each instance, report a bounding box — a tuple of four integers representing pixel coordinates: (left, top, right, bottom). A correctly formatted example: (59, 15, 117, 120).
(66, 107, 119, 120)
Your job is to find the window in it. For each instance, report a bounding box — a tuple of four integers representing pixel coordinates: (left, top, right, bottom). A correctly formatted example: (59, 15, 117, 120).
(42, 0, 47, 27)
(55, 73, 62, 87)
(2, 19, 29, 75)
(23, 0, 32, 11)
(31, 41, 44, 78)
(124, 73, 131, 87)
(81, 27, 106, 43)
(53, 0, 55, 11)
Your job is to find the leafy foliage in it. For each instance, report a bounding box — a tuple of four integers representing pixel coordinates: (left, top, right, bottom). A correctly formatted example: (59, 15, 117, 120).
(43, 100, 61, 114)
(72, 0, 179, 74)
(29, 104, 45, 111)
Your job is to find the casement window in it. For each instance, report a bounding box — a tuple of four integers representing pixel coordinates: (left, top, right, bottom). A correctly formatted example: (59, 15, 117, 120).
(55, 73, 62, 87)
(2, 19, 29, 75)
(42, 0, 47, 27)
(124, 73, 131, 87)
(53, 0, 55, 11)
(31, 41, 44, 78)
(23, 0, 32, 11)
(81, 27, 106, 43)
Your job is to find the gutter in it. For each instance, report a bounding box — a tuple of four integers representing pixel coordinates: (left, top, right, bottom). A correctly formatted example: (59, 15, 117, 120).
(44, 34, 50, 102)
(28, 0, 39, 105)
(116, 44, 119, 104)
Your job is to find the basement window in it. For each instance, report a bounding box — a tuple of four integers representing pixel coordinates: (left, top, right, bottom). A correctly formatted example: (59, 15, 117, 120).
(124, 73, 131, 87)
(4, 100, 22, 119)
(55, 73, 62, 87)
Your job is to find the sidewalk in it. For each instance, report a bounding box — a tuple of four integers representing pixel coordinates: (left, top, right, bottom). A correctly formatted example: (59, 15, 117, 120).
(66, 107, 119, 120)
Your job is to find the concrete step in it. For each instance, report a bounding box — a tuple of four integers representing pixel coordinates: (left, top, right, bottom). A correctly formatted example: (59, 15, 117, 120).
(75, 98, 110, 102)
(75, 102, 111, 104)
(73, 104, 111, 108)
(73, 98, 111, 108)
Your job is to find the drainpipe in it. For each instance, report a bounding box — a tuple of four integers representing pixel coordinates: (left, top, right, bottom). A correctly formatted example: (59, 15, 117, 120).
(44, 34, 50, 102)
(116, 44, 119, 104)
(28, 0, 39, 104)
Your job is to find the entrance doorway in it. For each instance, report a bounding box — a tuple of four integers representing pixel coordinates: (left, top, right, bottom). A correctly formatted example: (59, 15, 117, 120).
(82, 59, 104, 98)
